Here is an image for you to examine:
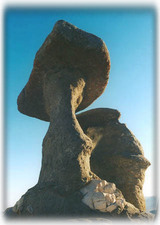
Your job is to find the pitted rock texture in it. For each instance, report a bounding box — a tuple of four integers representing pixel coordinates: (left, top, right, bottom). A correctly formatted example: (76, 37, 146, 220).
(77, 108, 151, 211)
(16, 20, 112, 194)
(17, 20, 110, 121)
(35, 68, 100, 193)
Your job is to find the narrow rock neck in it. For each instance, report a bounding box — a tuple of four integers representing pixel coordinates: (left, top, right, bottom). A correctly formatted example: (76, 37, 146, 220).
(38, 74, 99, 193)
(43, 70, 85, 119)
(46, 75, 85, 133)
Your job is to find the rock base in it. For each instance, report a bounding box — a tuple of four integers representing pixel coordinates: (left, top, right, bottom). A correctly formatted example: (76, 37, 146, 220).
(4, 182, 154, 222)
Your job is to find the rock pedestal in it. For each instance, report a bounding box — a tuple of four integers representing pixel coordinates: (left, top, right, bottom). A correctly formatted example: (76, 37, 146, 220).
(38, 69, 99, 193)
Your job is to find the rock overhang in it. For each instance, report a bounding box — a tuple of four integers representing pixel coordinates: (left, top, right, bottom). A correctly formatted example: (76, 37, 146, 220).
(17, 20, 110, 121)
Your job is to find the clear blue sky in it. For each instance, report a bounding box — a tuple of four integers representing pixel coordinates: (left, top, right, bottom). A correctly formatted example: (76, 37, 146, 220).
(5, 8, 155, 207)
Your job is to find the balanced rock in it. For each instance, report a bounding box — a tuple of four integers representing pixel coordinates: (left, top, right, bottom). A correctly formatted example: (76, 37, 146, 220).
(77, 108, 151, 211)
(5, 20, 152, 221)
(17, 20, 111, 195)
(6, 20, 111, 217)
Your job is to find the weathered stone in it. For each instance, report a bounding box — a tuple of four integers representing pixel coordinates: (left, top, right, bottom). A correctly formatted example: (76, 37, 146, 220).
(105, 193, 116, 205)
(80, 179, 126, 213)
(16, 20, 111, 196)
(116, 199, 125, 209)
(6, 19, 152, 221)
(77, 108, 151, 211)
(103, 183, 116, 194)
(5, 184, 107, 217)
(123, 202, 141, 218)
(93, 200, 107, 210)
(106, 204, 117, 212)
(26, 205, 33, 214)
(92, 191, 106, 202)
(81, 179, 101, 195)
(12, 196, 24, 214)
(17, 20, 110, 121)
(4, 207, 18, 217)
(4, 182, 153, 221)
(12, 20, 111, 217)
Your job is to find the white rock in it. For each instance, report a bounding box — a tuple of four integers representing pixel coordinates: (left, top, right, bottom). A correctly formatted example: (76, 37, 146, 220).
(81, 179, 122, 214)
(97, 182, 104, 192)
(93, 200, 107, 210)
(106, 203, 117, 212)
(98, 187, 104, 192)
(81, 180, 107, 210)
(96, 180, 108, 192)
(80, 179, 101, 195)
(116, 199, 126, 209)
(81, 192, 94, 209)
(105, 193, 116, 205)
(95, 186, 99, 192)
(101, 180, 108, 187)
(103, 183, 116, 194)
(92, 191, 106, 203)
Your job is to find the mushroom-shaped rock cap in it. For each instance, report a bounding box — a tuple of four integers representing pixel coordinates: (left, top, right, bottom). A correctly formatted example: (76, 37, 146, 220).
(17, 20, 110, 121)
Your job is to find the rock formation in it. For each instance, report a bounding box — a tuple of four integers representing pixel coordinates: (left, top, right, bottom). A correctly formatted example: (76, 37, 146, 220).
(17, 20, 110, 121)
(77, 108, 151, 211)
(81, 179, 126, 213)
(5, 20, 153, 221)
(17, 20, 110, 194)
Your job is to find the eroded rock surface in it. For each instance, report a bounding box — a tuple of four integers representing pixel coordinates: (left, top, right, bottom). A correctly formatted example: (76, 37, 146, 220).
(5, 20, 152, 221)
(15, 20, 112, 196)
(16, 20, 112, 194)
(17, 20, 110, 121)
(5, 180, 154, 221)
(77, 108, 151, 211)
